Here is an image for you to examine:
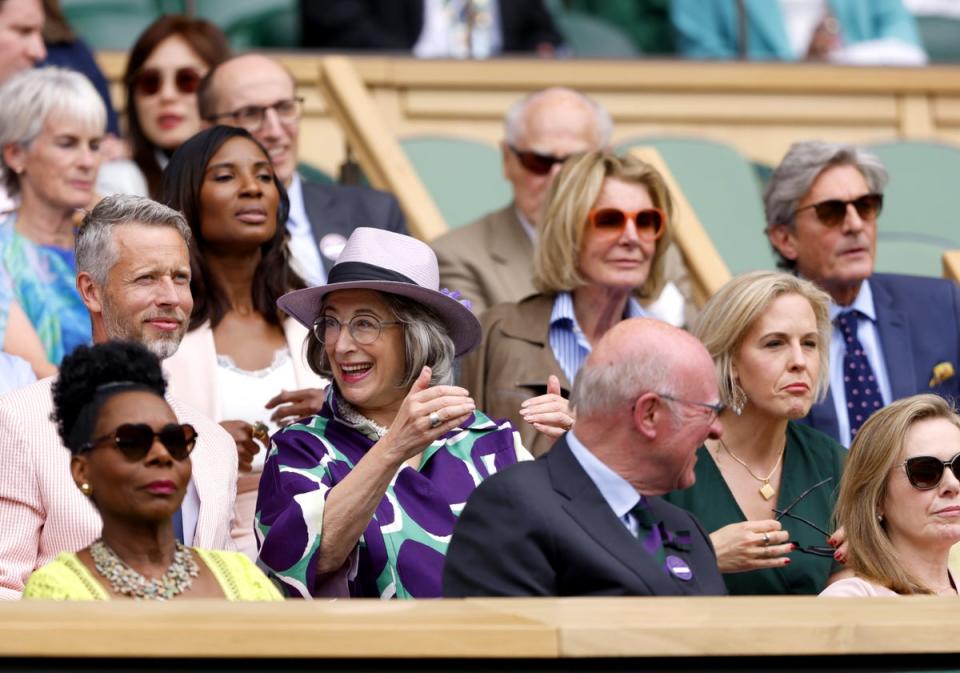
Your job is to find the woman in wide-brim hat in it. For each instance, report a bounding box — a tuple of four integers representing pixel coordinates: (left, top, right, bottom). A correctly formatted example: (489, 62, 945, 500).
(255, 227, 532, 599)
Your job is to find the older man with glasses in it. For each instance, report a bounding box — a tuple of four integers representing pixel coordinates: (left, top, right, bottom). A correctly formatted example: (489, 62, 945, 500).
(765, 140, 960, 447)
(197, 53, 407, 288)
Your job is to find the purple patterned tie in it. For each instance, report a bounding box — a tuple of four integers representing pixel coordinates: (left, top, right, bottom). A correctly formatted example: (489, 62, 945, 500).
(836, 310, 884, 442)
(629, 497, 666, 567)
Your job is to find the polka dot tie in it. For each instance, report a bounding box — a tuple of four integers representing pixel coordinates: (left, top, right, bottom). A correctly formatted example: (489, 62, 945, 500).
(836, 310, 883, 443)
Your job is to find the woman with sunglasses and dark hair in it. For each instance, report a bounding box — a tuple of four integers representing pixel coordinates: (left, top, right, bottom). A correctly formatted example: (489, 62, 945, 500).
(821, 394, 960, 597)
(664, 271, 847, 595)
(459, 150, 672, 457)
(22, 341, 281, 600)
(160, 126, 325, 560)
(123, 15, 230, 198)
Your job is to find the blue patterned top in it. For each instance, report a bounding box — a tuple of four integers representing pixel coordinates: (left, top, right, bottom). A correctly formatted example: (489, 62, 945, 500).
(255, 387, 531, 599)
(0, 214, 90, 364)
(547, 291, 647, 383)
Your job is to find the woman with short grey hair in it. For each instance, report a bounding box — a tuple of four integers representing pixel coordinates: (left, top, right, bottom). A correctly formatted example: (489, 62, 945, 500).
(0, 66, 106, 365)
(256, 227, 531, 599)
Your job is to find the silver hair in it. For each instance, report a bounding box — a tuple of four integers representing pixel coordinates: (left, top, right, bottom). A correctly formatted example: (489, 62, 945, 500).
(571, 350, 676, 420)
(76, 195, 191, 287)
(503, 87, 613, 148)
(764, 140, 889, 270)
(0, 67, 107, 196)
(308, 291, 456, 388)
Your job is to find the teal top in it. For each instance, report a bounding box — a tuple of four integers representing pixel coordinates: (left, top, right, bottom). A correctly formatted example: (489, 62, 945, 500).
(0, 213, 90, 364)
(664, 421, 845, 595)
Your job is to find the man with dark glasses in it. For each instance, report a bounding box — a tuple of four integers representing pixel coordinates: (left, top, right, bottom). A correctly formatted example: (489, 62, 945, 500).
(198, 54, 406, 288)
(431, 87, 695, 325)
(0, 195, 238, 599)
(765, 140, 960, 447)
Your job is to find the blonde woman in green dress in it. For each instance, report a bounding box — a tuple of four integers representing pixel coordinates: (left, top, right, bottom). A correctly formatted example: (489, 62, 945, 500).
(665, 271, 847, 595)
(23, 341, 280, 601)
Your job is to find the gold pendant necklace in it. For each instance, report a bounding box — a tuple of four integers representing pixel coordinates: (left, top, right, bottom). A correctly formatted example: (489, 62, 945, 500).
(719, 439, 785, 501)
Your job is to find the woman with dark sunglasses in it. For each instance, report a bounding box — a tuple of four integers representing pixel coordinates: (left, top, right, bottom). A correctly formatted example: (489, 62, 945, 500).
(459, 151, 673, 457)
(22, 341, 281, 601)
(822, 394, 960, 597)
(122, 15, 230, 198)
(664, 271, 848, 595)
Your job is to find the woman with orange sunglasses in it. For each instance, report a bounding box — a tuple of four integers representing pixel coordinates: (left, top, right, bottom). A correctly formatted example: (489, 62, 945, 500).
(459, 151, 673, 457)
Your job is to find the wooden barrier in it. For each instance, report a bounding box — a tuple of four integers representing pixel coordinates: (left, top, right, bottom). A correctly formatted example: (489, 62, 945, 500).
(95, 53, 960, 178)
(1, 596, 959, 668)
(943, 250, 960, 282)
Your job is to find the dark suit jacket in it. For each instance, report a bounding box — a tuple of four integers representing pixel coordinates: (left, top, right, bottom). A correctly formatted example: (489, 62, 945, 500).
(300, 0, 563, 52)
(301, 180, 407, 276)
(801, 273, 960, 443)
(443, 437, 727, 597)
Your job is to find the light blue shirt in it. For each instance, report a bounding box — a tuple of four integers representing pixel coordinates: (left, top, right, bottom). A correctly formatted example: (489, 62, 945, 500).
(566, 430, 644, 535)
(285, 173, 327, 287)
(0, 352, 35, 395)
(548, 291, 647, 385)
(829, 280, 892, 447)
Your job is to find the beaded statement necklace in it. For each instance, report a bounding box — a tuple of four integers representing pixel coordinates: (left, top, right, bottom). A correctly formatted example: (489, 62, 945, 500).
(336, 397, 389, 440)
(90, 539, 199, 600)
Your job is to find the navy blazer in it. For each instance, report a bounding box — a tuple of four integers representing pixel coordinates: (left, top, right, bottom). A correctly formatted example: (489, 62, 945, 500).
(801, 273, 960, 443)
(443, 437, 726, 597)
(301, 180, 407, 276)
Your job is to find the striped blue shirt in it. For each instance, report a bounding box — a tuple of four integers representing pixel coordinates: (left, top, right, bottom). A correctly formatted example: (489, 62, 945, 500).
(547, 291, 647, 384)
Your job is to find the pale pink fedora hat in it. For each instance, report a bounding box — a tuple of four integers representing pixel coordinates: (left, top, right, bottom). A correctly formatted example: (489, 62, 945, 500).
(278, 227, 481, 356)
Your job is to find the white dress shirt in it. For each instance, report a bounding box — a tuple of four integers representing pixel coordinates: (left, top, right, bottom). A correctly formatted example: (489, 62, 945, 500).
(285, 173, 327, 287)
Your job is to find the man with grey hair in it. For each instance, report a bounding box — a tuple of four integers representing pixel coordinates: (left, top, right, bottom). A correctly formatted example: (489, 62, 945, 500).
(766, 139, 960, 446)
(0, 195, 237, 599)
(444, 318, 726, 597)
(431, 87, 694, 326)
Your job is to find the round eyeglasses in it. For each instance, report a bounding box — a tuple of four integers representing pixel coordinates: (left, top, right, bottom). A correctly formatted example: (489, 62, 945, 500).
(312, 315, 402, 346)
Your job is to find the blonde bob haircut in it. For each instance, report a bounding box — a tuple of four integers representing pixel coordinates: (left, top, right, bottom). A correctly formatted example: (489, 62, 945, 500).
(533, 151, 673, 299)
(693, 271, 831, 409)
(836, 394, 960, 595)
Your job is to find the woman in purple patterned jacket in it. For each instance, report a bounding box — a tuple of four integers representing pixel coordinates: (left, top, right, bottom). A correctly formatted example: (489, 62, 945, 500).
(255, 227, 531, 599)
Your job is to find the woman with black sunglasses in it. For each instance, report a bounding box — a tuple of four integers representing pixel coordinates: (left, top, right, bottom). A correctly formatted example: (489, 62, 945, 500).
(122, 15, 230, 198)
(22, 341, 281, 601)
(822, 394, 960, 597)
(665, 271, 848, 595)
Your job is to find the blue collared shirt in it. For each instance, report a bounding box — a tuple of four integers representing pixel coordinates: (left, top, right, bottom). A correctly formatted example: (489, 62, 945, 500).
(548, 291, 647, 385)
(566, 430, 644, 535)
(828, 280, 892, 447)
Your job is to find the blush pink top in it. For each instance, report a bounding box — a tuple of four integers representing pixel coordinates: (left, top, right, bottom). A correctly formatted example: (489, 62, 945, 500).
(820, 571, 958, 597)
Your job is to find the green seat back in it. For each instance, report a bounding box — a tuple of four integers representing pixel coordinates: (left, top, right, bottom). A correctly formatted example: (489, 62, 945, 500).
(400, 137, 510, 230)
(296, 162, 335, 185)
(60, 0, 160, 50)
(868, 141, 960, 277)
(916, 16, 960, 63)
(616, 137, 774, 276)
(193, 0, 300, 48)
(551, 10, 640, 58)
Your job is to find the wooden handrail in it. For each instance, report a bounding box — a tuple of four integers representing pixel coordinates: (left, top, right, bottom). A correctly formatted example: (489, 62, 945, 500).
(318, 56, 448, 241)
(944, 250, 960, 283)
(629, 147, 732, 302)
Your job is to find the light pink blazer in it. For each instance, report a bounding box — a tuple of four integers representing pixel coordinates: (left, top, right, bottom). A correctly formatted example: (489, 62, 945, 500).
(0, 377, 238, 600)
(162, 319, 325, 419)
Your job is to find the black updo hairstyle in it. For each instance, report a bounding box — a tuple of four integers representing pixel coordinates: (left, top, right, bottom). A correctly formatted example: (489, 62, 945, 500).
(51, 341, 168, 455)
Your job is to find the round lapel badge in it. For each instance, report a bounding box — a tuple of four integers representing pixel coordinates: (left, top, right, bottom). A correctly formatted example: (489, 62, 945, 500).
(665, 555, 693, 581)
(319, 233, 348, 261)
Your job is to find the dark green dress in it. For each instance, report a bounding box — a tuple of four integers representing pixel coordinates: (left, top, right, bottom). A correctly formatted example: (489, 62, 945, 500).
(664, 421, 845, 595)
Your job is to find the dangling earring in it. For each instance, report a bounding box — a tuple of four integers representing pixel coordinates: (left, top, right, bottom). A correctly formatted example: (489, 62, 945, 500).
(732, 383, 747, 416)
(79, 482, 92, 496)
